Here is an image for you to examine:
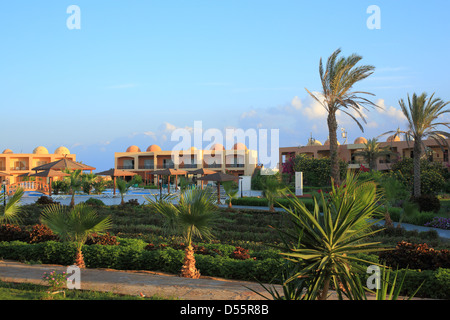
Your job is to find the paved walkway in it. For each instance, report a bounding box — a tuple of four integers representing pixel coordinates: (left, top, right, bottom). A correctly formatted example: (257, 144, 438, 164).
(0, 259, 278, 300)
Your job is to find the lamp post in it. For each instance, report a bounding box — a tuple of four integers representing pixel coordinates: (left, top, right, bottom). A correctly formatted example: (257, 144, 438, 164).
(159, 178, 162, 200)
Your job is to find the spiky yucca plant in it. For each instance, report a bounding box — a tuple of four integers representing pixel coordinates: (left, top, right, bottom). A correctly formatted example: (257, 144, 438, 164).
(274, 172, 387, 300)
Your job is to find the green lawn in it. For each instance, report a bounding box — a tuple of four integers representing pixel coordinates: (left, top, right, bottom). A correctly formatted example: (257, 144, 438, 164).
(0, 280, 174, 300)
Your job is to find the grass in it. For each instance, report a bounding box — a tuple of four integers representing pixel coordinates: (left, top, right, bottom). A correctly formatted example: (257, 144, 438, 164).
(0, 280, 175, 300)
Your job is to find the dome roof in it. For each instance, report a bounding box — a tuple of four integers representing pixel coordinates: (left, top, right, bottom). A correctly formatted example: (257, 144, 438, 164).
(386, 135, 400, 142)
(210, 143, 225, 151)
(324, 139, 340, 146)
(54, 146, 70, 155)
(126, 145, 141, 153)
(354, 137, 368, 144)
(233, 143, 247, 150)
(146, 145, 162, 152)
(2, 149, 13, 154)
(307, 139, 322, 146)
(33, 146, 49, 154)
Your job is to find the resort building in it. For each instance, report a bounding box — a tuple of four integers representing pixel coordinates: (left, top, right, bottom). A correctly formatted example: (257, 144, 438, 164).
(0, 146, 76, 185)
(114, 143, 258, 183)
(279, 136, 450, 172)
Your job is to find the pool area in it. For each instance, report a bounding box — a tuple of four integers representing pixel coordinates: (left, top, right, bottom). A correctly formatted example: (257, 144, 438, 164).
(19, 188, 162, 206)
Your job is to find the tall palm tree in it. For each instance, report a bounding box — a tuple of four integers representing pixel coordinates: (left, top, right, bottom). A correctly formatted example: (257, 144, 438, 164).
(353, 138, 393, 171)
(385, 92, 450, 196)
(306, 48, 377, 184)
(40, 203, 112, 268)
(0, 188, 24, 225)
(146, 188, 217, 278)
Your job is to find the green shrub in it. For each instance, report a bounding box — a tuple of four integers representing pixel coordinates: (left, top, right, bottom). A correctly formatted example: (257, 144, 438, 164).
(410, 194, 441, 213)
(84, 198, 106, 207)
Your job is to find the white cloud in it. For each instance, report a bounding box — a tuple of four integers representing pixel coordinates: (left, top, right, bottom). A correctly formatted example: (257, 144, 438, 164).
(375, 99, 407, 122)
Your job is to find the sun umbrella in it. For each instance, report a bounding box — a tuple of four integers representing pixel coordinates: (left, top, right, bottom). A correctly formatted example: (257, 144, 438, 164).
(30, 169, 70, 196)
(96, 168, 137, 196)
(149, 168, 187, 194)
(189, 168, 217, 189)
(31, 157, 95, 173)
(197, 172, 241, 204)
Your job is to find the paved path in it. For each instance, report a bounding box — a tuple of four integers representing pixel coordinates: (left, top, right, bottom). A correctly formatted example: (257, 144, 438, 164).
(0, 259, 278, 300)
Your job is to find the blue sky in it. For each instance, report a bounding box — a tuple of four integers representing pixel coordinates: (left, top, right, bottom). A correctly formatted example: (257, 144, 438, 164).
(1, 1, 449, 171)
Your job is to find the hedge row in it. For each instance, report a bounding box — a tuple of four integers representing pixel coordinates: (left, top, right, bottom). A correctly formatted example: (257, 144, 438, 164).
(231, 197, 317, 211)
(1, 240, 449, 299)
(0, 240, 285, 283)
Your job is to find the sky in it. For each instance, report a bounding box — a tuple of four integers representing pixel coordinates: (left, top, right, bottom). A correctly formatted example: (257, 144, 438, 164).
(1, 0, 449, 171)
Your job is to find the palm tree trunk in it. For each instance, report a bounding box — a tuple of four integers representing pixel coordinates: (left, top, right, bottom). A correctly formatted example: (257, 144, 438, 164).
(413, 139, 422, 196)
(180, 244, 201, 279)
(327, 111, 340, 185)
(70, 193, 75, 208)
(74, 248, 86, 268)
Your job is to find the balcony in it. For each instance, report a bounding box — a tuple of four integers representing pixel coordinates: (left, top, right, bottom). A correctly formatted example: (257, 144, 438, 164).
(226, 164, 245, 168)
(10, 166, 29, 171)
(204, 163, 222, 168)
(138, 165, 154, 170)
(117, 165, 135, 170)
(181, 164, 198, 169)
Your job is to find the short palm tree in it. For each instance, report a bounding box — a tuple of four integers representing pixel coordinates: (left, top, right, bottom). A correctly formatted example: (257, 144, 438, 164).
(146, 188, 217, 278)
(64, 169, 83, 207)
(40, 203, 112, 268)
(306, 48, 377, 184)
(353, 138, 393, 171)
(0, 188, 24, 225)
(81, 173, 97, 195)
(385, 92, 449, 196)
(222, 180, 239, 209)
(275, 172, 386, 300)
(116, 178, 129, 205)
(262, 175, 287, 212)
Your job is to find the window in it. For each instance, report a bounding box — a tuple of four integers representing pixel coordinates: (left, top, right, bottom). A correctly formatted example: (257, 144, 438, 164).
(444, 150, 449, 162)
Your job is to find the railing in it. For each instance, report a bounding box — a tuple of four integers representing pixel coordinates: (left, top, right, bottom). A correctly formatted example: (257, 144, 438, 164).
(117, 165, 135, 169)
(226, 164, 245, 168)
(138, 165, 154, 169)
(180, 164, 198, 169)
(163, 164, 174, 169)
(10, 166, 29, 171)
(7, 181, 49, 195)
(204, 163, 222, 168)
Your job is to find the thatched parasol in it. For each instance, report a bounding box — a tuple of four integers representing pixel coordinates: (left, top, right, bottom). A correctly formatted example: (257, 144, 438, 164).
(149, 168, 187, 193)
(32, 157, 95, 173)
(96, 168, 137, 196)
(189, 168, 217, 189)
(197, 172, 241, 204)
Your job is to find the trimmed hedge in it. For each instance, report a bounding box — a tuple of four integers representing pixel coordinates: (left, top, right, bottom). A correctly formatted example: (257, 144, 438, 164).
(1, 239, 449, 298)
(0, 239, 285, 284)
